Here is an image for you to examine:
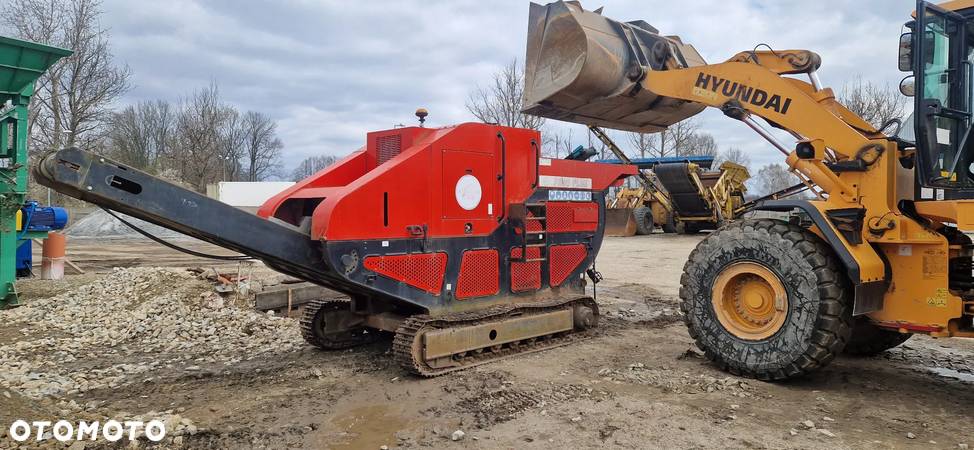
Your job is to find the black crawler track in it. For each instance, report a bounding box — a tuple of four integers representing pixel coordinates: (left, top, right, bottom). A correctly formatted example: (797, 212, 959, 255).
(393, 297, 598, 377)
(300, 298, 377, 350)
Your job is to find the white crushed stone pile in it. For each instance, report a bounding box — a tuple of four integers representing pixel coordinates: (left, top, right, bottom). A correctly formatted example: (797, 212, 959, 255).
(0, 267, 302, 400)
(65, 209, 187, 239)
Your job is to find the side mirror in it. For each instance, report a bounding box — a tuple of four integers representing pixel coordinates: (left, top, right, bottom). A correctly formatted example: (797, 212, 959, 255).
(898, 32, 913, 72)
(900, 75, 916, 97)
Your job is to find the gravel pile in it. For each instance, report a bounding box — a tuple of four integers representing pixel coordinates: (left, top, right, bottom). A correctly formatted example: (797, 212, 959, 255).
(65, 209, 188, 239)
(0, 267, 302, 400)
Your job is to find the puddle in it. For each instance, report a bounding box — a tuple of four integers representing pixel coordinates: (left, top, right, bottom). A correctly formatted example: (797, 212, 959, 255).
(928, 367, 974, 383)
(329, 404, 412, 450)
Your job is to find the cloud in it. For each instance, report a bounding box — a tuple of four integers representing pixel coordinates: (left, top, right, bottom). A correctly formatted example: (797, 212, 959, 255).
(102, 0, 918, 172)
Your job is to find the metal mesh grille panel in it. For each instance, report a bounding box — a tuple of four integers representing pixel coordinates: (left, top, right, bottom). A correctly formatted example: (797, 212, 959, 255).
(510, 247, 541, 292)
(376, 134, 402, 165)
(363, 252, 447, 295)
(525, 211, 543, 233)
(549, 244, 587, 287)
(547, 202, 599, 233)
(456, 249, 499, 299)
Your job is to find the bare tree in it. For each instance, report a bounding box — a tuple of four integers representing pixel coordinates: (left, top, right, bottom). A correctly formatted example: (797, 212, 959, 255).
(628, 132, 654, 159)
(168, 84, 228, 191)
(466, 59, 545, 130)
(754, 163, 801, 197)
(714, 147, 752, 169)
(545, 128, 575, 158)
(2, 0, 131, 153)
(108, 100, 175, 172)
(291, 155, 338, 181)
(839, 77, 907, 130)
(683, 133, 718, 157)
(624, 118, 713, 158)
(242, 111, 284, 181)
(219, 109, 247, 181)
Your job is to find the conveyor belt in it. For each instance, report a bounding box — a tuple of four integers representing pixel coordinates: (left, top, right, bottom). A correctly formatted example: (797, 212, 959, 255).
(654, 162, 711, 217)
(34, 147, 338, 288)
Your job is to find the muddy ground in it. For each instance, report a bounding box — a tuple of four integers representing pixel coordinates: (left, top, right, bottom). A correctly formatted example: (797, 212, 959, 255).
(3, 234, 974, 449)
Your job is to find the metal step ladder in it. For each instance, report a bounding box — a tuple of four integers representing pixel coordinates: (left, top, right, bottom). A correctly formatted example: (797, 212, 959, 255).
(514, 202, 548, 263)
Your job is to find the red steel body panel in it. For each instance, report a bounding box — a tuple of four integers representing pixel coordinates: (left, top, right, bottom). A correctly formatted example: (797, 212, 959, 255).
(258, 123, 635, 243)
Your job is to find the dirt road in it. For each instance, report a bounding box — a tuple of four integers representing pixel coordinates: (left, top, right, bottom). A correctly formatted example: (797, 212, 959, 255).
(3, 234, 974, 449)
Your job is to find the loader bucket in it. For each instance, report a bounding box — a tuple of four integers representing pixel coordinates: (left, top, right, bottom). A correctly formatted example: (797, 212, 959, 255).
(523, 1, 707, 133)
(604, 208, 637, 237)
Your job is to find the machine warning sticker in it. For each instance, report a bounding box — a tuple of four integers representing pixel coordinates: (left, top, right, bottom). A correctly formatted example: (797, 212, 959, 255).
(937, 128, 951, 145)
(539, 175, 592, 190)
(548, 190, 592, 202)
(922, 249, 947, 280)
(927, 288, 948, 308)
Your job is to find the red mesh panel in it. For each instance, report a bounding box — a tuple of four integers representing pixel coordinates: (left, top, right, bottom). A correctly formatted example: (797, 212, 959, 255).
(547, 202, 599, 233)
(363, 252, 447, 295)
(525, 211, 543, 233)
(456, 249, 499, 299)
(510, 247, 541, 292)
(549, 244, 587, 287)
(376, 134, 402, 165)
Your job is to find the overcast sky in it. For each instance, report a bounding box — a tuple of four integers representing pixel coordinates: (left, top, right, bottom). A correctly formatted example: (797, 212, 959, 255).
(101, 0, 919, 174)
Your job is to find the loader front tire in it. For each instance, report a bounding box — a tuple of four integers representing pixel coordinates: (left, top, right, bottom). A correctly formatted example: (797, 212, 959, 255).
(680, 219, 853, 380)
(843, 318, 911, 356)
(633, 207, 654, 235)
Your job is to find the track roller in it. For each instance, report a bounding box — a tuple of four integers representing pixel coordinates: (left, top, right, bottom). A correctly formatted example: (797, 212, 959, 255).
(393, 298, 598, 377)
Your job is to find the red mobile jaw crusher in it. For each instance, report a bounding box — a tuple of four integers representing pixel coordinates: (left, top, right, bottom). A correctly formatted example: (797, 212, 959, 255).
(37, 122, 635, 376)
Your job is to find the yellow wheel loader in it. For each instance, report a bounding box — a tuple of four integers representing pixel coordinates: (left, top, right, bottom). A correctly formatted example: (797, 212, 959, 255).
(524, 0, 974, 380)
(605, 159, 749, 235)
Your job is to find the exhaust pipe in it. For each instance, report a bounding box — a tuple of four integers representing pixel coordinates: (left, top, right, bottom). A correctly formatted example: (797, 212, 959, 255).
(522, 1, 706, 133)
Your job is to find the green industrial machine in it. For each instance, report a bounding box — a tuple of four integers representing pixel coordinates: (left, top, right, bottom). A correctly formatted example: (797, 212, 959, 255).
(0, 36, 71, 308)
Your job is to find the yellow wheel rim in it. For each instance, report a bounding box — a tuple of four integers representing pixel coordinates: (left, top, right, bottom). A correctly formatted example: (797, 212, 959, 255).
(711, 262, 788, 341)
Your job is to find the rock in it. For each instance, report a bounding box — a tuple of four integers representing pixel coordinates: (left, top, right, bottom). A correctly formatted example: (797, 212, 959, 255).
(729, 404, 739, 410)
(570, 417, 582, 423)
(959, 444, 969, 449)
(380, 446, 388, 450)
(173, 436, 183, 446)
(788, 429, 799, 436)
(0, 268, 304, 402)
(800, 420, 815, 430)
(451, 430, 465, 441)
(818, 429, 836, 438)
(822, 416, 835, 422)
(725, 415, 736, 421)
(907, 432, 916, 439)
